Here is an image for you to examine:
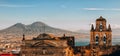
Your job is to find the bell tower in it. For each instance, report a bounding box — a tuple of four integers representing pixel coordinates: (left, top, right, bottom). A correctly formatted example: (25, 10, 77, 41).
(90, 16, 112, 47)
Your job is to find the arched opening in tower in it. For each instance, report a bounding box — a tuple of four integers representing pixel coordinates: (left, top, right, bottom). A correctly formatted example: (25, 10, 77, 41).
(95, 34, 99, 45)
(103, 34, 106, 44)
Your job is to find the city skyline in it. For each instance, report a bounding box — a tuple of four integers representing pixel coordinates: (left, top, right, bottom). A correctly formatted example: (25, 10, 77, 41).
(0, 0, 120, 31)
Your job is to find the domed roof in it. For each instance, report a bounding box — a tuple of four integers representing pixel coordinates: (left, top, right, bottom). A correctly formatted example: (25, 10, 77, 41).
(36, 33, 55, 39)
(96, 16, 106, 22)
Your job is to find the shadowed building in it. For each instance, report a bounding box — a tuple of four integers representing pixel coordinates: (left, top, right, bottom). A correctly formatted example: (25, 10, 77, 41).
(20, 33, 75, 56)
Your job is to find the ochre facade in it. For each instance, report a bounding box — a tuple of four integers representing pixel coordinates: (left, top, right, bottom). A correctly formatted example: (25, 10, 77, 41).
(74, 16, 114, 56)
(90, 16, 112, 46)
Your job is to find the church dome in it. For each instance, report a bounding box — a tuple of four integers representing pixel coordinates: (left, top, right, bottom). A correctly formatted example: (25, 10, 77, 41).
(35, 33, 56, 39)
(96, 16, 106, 22)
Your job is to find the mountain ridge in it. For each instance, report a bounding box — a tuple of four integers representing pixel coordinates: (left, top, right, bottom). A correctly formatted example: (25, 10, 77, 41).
(0, 21, 88, 38)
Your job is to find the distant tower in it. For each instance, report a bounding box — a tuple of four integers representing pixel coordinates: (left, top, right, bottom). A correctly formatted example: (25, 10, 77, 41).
(22, 34, 25, 41)
(90, 16, 112, 47)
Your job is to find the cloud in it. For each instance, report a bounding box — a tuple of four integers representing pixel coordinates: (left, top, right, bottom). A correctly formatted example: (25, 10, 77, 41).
(83, 8, 105, 10)
(0, 4, 35, 7)
(83, 8, 120, 11)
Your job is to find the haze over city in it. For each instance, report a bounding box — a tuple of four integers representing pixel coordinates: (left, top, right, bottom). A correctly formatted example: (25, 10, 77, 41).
(0, 0, 120, 31)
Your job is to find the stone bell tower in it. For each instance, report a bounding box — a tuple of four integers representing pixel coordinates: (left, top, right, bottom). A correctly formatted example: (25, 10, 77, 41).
(90, 16, 112, 47)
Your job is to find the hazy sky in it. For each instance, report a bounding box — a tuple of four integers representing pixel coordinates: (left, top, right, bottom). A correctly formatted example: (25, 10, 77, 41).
(0, 0, 120, 31)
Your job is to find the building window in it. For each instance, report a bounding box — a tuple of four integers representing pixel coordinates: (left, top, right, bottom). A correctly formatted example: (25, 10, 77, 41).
(103, 34, 106, 44)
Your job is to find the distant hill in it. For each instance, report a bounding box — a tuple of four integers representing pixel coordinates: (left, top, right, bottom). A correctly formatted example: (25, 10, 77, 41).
(0, 22, 88, 39)
(75, 28, 120, 38)
(75, 29, 89, 34)
(112, 28, 120, 36)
